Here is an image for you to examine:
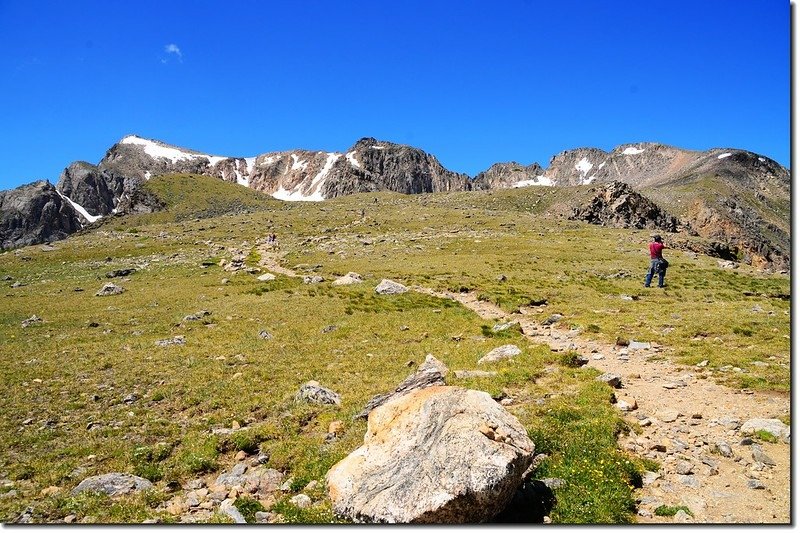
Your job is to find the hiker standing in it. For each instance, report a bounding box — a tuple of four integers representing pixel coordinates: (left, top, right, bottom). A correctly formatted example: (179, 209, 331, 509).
(644, 234, 668, 288)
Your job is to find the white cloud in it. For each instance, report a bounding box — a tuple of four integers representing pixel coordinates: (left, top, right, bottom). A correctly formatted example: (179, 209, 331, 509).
(163, 43, 183, 62)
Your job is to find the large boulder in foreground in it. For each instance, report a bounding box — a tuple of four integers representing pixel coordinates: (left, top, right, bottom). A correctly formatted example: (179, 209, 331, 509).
(327, 386, 534, 523)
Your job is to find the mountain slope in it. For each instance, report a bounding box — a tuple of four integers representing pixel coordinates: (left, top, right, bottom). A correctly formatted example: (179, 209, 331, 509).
(0, 136, 789, 269)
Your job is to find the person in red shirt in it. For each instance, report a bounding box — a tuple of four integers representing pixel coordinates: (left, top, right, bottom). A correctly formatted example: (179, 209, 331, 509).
(644, 235, 668, 288)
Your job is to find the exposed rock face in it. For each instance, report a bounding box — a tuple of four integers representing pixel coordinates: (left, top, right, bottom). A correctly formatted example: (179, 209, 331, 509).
(1, 135, 788, 269)
(534, 144, 789, 270)
(470, 162, 546, 190)
(0, 181, 82, 250)
(327, 386, 535, 523)
(569, 181, 682, 232)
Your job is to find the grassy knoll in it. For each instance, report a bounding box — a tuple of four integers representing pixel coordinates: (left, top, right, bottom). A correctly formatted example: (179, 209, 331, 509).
(0, 178, 789, 523)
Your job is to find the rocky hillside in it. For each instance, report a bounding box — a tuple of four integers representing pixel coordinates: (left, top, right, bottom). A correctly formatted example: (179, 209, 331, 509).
(0, 136, 789, 269)
(0, 181, 83, 250)
(470, 162, 545, 190)
(481, 143, 789, 270)
(51, 135, 469, 219)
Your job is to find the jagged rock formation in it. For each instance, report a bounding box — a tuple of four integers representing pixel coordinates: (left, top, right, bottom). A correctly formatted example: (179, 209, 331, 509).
(569, 181, 682, 232)
(470, 162, 546, 190)
(0, 181, 82, 250)
(0, 135, 789, 269)
(529, 144, 789, 269)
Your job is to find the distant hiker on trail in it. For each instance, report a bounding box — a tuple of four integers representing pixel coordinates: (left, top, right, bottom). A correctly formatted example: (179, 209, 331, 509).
(644, 234, 668, 288)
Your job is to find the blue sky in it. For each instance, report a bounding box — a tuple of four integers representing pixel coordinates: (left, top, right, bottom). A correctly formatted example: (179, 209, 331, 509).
(0, 0, 790, 190)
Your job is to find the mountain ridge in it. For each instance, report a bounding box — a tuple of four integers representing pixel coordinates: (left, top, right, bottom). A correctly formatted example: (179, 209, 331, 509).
(0, 135, 789, 270)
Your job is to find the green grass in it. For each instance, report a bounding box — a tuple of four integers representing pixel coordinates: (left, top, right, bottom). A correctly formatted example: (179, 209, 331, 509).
(654, 505, 693, 517)
(0, 181, 788, 524)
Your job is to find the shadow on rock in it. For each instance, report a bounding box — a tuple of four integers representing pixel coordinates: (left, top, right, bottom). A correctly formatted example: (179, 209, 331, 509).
(491, 479, 556, 523)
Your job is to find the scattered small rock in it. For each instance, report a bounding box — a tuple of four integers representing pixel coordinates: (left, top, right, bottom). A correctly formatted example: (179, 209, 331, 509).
(751, 444, 776, 466)
(716, 441, 734, 458)
(257, 273, 276, 282)
(259, 330, 273, 340)
(95, 283, 124, 296)
(290, 494, 313, 509)
(375, 279, 408, 295)
(303, 275, 324, 284)
(657, 410, 680, 423)
(183, 310, 211, 322)
(595, 373, 622, 389)
(105, 268, 136, 278)
(747, 479, 766, 490)
(541, 314, 563, 326)
(155, 336, 185, 347)
(296, 380, 341, 406)
(331, 272, 363, 286)
(21, 315, 42, 328)
(71, 473, 152, 496)
(478, 344, 522, 364)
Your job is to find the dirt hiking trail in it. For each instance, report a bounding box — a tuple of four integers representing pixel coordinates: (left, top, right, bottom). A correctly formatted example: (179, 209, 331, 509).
(415, 287, 790, 524)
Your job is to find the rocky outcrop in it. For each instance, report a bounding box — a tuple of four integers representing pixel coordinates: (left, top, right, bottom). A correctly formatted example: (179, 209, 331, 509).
(0, 181, 82, 250)
(470, 162, 546, 190)
(569, 181, 682, 232)
(326, 386, 535, 523)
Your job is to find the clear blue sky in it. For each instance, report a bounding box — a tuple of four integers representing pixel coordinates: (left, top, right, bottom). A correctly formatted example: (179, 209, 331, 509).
(0, 0, 790, 190)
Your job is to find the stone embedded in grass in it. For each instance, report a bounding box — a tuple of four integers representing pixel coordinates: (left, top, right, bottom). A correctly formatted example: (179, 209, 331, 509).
(331, 272, 363, 286)
(71, 473, 152, 496)
(327, 386, 534, 523)
(740, 418, 790, 440)
(257, 273, 276, 281)
(478, 344, 522, 364)
(259, 330, 273, 340)
(96, 282, 124, 296)
(105, 268, 136, 278)
(183, 310, 211, 322)
(155, 336, 185, 347)
(492, 321, 519, 332)
(21, 315, 42, 328)
(375, 279, 408, 295)
(296, 380, 341, 406)
(303, 275, 325, 284)
(220, 499, 247, 523)
(290, 494, 312, 509)
(541, 314, 563, 326)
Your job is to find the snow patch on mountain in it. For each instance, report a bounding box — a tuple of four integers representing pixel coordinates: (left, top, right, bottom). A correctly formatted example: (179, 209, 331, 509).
(513, 176, 553, 188)
(290, 154, 309, 171)
(717, 152, 733, 159)
(575, 158, 593, 177)
(346, 151, 361, 168)
(57, 191, 101, 223)
(622, 147, 645, 155)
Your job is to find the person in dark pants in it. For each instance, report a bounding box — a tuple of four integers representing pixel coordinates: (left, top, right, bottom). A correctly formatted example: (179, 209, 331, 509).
(644, 234, 668, 288)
